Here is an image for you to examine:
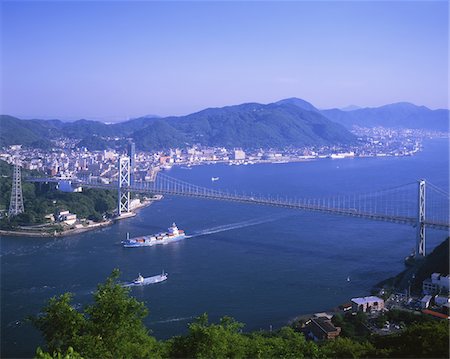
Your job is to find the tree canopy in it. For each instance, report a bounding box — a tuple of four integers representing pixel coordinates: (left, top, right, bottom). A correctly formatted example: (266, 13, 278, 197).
(32, 270, 450, 359)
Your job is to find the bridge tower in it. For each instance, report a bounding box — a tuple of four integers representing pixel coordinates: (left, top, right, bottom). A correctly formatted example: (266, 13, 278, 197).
(118, 156, 131, 216)
(415, 179, 426, 257)
(127, 140, 136, 185)
(9, 160, 25, 216)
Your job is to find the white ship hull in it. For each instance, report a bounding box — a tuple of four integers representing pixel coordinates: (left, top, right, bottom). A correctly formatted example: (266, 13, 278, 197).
(123, 234, 186, 247)
(123, 273, 168, 287)
(122, 222, 186, 248)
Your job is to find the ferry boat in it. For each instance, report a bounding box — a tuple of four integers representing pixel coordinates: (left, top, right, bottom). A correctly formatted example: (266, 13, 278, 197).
(122, 223, 186, 248)
(124, 271, 168, 287)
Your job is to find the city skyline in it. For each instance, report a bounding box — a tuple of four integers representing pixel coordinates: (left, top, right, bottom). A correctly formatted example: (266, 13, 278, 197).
(1, 1, 448, 121)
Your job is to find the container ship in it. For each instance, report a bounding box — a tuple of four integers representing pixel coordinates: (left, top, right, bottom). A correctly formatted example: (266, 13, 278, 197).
(122, 223, 186, 248)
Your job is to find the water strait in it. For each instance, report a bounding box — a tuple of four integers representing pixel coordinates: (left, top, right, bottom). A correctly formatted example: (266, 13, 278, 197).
(1, 138, 448, 358)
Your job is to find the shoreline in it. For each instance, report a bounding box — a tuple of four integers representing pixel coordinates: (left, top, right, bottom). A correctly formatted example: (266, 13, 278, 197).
(0, 199, 156, 238)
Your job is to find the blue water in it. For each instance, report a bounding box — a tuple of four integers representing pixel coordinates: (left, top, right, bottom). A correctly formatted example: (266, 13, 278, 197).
(1, 139, 449, 358)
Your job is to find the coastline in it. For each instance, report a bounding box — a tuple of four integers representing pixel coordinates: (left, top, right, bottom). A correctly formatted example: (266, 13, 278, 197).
(0, 198, 157, 238)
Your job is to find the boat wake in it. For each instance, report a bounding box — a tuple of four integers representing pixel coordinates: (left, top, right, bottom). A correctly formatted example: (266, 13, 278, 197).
(186, 214, 287, 239)
(150, 316, 195, 324)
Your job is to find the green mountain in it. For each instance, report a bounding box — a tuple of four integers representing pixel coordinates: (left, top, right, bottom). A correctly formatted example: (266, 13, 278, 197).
(0, 115, 54, 148)
(0, 101, 356, 150)
(321, 102, 449, 131)
(411, 238, 449, 292)
(149, 102, 355, 149)
(2, 99, 447, 151)
(133, 119, 188, 150)
(275, 98, 320, 112)
(376, 237, 449, 293)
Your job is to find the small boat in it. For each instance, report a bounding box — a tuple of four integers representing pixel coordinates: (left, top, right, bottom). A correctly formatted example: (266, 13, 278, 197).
(211, 177, 220, 181)
(347, 276, 351, 282)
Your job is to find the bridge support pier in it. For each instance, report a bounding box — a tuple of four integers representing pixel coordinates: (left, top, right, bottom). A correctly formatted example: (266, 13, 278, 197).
(415, 179, 426, 257)
(118, 156, 131, 216)
(9, 160, 25, 216)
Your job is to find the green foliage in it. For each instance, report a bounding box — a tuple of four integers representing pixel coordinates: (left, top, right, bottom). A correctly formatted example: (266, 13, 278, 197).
(167, 315, 323, 359)
(411, 238, 449, 292)
(321, 337, 377, 358)
(32, 270, 162, 359)
(133, 120, 188, 151)
(76, 136, 121, 151)
(377, 238, 449, 293)
(244, 327, 321, 359)
(35, 346, 83, 359)
(31, 293, 85, 353)
(372, 321, 449, 358)
(332, 312, 370, 341)
(4, 100, 449, 151)
(384, 309, 431, 326)
(322, 103, 449, 132)
(159, 102, 355, 150)
(0, 160, 117, 228)
(32, 272, 450, 359)
(1, 102, 356, 151)
(0, 115, 53, 148)
(79, 269, 160, 358)
(168, 314, 247, 358)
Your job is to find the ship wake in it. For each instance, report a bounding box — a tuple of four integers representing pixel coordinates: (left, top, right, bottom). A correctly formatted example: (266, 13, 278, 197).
(187, 214, 287, 239)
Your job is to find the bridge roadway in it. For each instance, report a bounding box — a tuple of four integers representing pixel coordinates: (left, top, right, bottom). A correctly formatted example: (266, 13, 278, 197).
(47, 178, 449, 231)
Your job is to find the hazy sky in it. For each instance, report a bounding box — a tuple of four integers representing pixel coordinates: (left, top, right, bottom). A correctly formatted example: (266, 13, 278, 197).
(1, 1, 448, 121)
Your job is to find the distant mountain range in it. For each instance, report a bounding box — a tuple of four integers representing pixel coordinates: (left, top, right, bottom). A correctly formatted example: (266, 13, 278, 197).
(321, 102, 449, 131)
(1, 98, 448, 150)
(275, 98, 448, 132)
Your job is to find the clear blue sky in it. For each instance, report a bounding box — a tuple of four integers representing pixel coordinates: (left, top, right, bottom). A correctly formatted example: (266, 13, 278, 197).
(1, 1, 448, 121)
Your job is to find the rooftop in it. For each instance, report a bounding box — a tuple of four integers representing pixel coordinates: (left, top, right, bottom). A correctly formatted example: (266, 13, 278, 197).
(351, 296, 383, 305)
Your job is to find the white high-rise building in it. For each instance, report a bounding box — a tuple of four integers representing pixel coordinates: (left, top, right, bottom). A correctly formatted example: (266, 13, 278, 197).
(233, 149, 246, 160)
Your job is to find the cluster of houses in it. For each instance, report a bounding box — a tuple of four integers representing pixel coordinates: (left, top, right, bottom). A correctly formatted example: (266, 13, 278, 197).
(302, 295, 385, 341)
(45, 210, 78, 226)
(420, 273, 450, 314)
(301, 273, 450, 342)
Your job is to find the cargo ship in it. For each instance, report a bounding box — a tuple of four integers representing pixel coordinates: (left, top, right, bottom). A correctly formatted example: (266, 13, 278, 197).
(122, 223, 186, 248)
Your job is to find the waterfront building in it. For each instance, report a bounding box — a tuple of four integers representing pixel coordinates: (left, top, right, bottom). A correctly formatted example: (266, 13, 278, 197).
(303, 317, 341, 341)
(434, 295, 450, 309)
(338, 302, 353, 312)
(422, 273, 450, 295)
(58, 210, 77, 225)
(233, 149, 246, 160)
(351, 296, 385, 313)
(420, 295, 433, 309)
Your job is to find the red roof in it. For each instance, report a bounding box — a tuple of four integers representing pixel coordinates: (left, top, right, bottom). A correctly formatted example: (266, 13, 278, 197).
(421, 309, 449, 320)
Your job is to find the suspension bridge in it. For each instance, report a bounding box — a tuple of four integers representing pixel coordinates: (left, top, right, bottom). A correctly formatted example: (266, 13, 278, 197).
(26, 156, 450, 258)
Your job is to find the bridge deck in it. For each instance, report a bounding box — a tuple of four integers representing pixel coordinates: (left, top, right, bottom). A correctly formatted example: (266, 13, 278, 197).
(26, 177, 449, 230)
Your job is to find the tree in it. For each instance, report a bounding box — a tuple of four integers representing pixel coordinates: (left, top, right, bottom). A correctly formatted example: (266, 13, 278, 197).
(245, 327, 321, 358)
(35, 346, 83, 359)
(32, 270, 162, 359)
(373, 321, 449, 358)
(321, 337, 376, 358)
(33, 271, 449, 359)
(80, 269, 160, 358)
(168, 314, 247, 358)
(30, 293, 85, 353)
